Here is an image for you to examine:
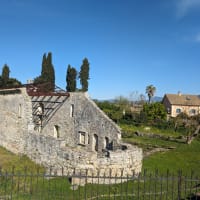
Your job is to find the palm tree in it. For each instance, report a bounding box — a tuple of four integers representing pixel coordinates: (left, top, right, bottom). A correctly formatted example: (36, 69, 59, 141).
(146, 85, 156, 103)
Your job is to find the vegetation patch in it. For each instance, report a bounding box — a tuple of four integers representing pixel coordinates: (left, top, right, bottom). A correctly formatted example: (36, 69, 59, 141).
(0, 146, 44, 173)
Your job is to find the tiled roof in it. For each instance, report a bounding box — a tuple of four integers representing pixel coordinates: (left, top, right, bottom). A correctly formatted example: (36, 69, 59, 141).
(164, 94, 200, 106)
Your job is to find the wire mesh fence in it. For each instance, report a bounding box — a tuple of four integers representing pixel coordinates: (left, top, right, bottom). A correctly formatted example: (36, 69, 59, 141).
(0, 168, 200, 200)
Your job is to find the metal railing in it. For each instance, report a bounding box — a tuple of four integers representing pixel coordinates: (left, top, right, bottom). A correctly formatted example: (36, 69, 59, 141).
(0, 168, 200, 200)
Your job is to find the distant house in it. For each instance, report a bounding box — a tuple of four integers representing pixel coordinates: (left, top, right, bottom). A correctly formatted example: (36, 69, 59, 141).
(162, 93, 200, 117)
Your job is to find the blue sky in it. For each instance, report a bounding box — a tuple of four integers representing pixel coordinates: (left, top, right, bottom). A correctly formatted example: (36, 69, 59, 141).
(0, 0, 200, 100)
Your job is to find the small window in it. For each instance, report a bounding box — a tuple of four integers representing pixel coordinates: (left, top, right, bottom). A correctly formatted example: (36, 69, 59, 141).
(176, 108, 181, 114)
(36, 103, 44, 116)
(93, 134, 98, 152)
(54, 125, 60, 138)
(70, 104, 74, 117)
(105, 137, 109, 150)
(189, 109, 196, 115)
(79, 131, 86, 145)
(88, 134, 90, 144)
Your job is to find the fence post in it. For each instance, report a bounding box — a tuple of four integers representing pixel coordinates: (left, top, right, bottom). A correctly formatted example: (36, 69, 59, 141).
(177, 170, 182, 200)
(10, 166, 15, 199)
(166, 169, 169, 200)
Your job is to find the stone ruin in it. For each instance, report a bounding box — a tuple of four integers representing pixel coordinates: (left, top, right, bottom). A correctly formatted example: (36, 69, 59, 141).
(0, 85, 143, 184)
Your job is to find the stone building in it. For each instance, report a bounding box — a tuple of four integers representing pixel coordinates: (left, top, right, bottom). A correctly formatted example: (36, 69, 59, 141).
(0, 85, 143, 183)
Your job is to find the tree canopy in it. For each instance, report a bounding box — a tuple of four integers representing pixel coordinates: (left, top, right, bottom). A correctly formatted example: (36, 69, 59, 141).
(0, 64, 21, 88)
(142, 102, 167, 123)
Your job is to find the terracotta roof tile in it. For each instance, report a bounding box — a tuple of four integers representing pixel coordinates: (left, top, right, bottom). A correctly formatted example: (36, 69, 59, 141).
(164, 94, 200, 106)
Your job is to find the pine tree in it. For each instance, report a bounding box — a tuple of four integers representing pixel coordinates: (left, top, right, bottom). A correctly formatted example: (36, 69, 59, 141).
(79, 58, 90, 91)
(66, 65, 77, 92)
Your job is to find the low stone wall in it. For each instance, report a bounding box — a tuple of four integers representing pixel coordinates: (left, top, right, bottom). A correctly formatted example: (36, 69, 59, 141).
(24, 132, 143, 184)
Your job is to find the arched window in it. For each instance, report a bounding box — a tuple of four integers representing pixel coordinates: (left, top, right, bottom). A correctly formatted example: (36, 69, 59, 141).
(93, 134, 98, 152)
(54, 125, 60, 138)
(70, 104, 74, 117)
(36, 103, 44, 116)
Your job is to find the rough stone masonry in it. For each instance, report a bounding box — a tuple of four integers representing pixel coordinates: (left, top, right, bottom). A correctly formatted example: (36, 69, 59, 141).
(0, 86, 143, 184)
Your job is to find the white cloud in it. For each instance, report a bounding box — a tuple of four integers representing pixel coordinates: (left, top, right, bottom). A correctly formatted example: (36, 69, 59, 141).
(176, 0, 200, 18)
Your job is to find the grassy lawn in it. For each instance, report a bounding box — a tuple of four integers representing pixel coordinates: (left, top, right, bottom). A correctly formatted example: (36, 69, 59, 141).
(142, 139, 200, 176)
(121, 124, 200, 176)
(123, 136, 184, 151)
(120, 123, 185, 137)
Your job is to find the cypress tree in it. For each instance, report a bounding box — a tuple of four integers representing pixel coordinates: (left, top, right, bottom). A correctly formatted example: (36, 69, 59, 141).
(2, 64, 10, 87)
(0, 64, 21, 88)
(0, 76, 3, 88)
(34, 53, 48, 84)
(79, 58, 90, 91)
(41, 53, 48, 82)
(34, 52, 55, 92)
(66, 65, 77, 92)
(46, 52, 55, 91)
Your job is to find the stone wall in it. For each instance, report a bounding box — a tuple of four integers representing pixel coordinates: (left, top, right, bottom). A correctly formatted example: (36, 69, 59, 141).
(40, 92, 122, 152)
(24, 132, 142, 184)
(0, 88, 32, 153)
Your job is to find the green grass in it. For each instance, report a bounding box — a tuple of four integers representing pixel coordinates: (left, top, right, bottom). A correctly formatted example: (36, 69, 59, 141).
(121, 123, 186, 152)
(120, 124, 200, 176)
(123, 136, 184, 151)
(0, 146, 44, 173)
(142, 139, 200, 176)
(120, 123, 184, 137)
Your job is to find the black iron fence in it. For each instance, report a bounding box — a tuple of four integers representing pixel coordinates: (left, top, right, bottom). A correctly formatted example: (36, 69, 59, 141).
(0, 168, 200, 200)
